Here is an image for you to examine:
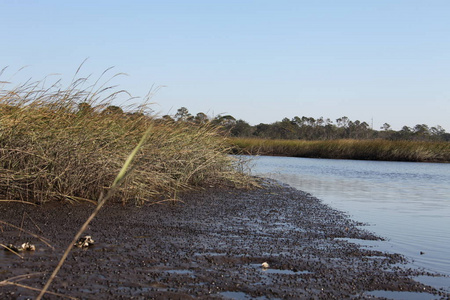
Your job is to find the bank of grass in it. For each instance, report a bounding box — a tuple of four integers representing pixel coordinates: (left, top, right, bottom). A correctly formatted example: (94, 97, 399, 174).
(0, 75, 254, 205)
(229, 137, 450, 162)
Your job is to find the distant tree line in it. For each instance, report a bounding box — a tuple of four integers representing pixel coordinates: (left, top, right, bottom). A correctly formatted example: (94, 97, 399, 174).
(164, 107, 450, 142)
(75, 104, 449, 142)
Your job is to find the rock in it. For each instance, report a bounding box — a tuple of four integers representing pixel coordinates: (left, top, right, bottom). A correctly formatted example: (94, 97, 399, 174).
(3, 244, 20, 252)
(3, 242, 35, 252)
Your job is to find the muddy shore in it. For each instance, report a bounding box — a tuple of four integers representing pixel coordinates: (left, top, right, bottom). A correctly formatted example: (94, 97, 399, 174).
(1, 181, 448, 299)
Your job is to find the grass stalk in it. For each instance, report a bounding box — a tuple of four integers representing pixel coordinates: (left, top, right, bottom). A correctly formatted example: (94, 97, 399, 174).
(36, 124, 153, 299)
(1, 69, 255, 298)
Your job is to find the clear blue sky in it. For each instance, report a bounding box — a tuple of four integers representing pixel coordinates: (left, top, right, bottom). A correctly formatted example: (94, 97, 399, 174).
(2, 0, 450, 131)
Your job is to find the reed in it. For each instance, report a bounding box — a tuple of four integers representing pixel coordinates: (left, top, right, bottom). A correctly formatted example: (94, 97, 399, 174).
(0, 72, 254, 205)
(229, 137, 450, 162)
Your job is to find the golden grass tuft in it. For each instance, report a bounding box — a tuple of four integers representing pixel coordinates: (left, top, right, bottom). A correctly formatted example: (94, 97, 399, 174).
(0, 71, 254, 205)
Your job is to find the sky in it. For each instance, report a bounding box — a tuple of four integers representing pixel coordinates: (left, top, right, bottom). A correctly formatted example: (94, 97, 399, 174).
(1, 0, 450, 131)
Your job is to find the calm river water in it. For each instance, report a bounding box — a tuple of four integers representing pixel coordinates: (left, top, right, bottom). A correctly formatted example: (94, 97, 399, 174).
(244, 155, 450, 292)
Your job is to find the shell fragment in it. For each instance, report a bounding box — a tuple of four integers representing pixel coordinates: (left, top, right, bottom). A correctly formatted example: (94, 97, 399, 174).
(74, 235, 95, 248)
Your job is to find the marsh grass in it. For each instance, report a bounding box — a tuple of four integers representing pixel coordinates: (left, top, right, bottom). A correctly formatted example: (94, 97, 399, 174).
(0, 71, 253, 205)
(229, 137, 450, 162)
(0, 69, 255, 298)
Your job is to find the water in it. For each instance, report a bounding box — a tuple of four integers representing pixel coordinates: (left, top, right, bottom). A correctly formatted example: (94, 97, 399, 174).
(244, 155, 450, 291)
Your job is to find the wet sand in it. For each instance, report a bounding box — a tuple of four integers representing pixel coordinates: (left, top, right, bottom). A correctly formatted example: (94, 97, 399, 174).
(1, 181, 448, 299)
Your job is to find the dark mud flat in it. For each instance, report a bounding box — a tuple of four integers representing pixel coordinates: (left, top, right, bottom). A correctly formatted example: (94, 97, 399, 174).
(1, 181, 448, 299)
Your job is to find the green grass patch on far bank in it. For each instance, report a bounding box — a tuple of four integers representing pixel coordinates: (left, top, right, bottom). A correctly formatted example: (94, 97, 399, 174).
(229, 137, 450, 163)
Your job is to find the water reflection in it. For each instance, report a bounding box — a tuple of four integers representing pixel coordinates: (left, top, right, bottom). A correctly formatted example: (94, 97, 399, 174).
(245, 155, 450, 280)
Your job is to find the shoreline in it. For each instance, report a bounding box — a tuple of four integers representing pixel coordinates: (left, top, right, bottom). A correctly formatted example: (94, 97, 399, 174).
(229, 138, 450, 163)
(1, 181, 448, 299)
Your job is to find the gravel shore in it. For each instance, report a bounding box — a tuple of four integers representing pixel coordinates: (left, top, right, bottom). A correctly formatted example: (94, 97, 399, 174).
(1, 181, 447, 299)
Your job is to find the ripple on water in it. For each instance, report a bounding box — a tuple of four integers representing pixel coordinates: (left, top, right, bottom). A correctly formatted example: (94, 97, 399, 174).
(250, 264, 312, 275)
(413, 275, 450, 293)
(164, 269, 194, 275)
(220, 291, 272, 299)
(364, 290, 440, 300)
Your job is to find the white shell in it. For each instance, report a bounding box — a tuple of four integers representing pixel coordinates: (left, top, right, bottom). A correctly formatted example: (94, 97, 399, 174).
(20, 242, 36, 251)
(261, 262, 269, 268)
(74, 235, 95, 248)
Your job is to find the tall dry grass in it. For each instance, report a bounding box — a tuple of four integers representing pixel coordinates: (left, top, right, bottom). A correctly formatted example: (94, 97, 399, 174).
(229, 137, 450, 162)
(0, 71, 253, 205)
(0, 68, 257, 299)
